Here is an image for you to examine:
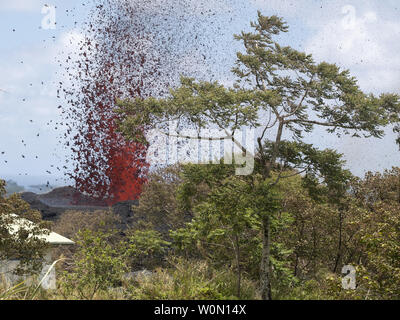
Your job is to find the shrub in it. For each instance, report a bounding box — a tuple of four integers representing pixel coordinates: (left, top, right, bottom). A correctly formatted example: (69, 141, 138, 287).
(52, 209, 121, 271)
(124, 227, 171, 270)
(125, 257, 259, 300)
(58, 229, 127, 300)
(0, 179, 50, 276)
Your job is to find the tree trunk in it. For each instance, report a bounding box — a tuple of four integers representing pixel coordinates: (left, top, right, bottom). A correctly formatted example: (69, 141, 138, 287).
(234, 235, 241, 299)
(260, 214, 272, 300)
(333, 210, 343, 273)
(259, 119, 283, 300)
(398, 174, 400, 204)
(294, 251, 299, 277)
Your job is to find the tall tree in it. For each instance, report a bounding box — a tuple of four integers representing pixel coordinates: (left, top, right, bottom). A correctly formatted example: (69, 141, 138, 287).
(171, 163, 263, 298)
(117, 12, 400, 299)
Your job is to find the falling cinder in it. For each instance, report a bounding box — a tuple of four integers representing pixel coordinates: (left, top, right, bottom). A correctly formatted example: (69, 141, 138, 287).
(58, 0, 231, 205)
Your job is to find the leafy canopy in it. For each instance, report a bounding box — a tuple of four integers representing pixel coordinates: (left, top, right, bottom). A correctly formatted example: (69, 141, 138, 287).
(117, 12, 400, 150)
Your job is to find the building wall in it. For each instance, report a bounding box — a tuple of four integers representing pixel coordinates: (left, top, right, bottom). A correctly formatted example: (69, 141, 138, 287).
(0, 248, 56, 290)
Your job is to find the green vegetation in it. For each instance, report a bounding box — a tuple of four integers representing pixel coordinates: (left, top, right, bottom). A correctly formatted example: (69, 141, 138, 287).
(2, 166, 400, 300)
(0, 180, 50, 275)
(1, 13, 400, 300)
(117, 12, 400, 300)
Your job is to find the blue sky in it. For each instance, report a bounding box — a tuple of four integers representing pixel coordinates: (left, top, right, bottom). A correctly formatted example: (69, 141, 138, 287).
(0, 0, 399, 187)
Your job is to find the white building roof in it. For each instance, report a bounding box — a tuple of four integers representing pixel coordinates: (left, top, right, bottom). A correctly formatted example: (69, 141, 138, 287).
(43, 231, 75, 245)
(6, 214, 74, 245)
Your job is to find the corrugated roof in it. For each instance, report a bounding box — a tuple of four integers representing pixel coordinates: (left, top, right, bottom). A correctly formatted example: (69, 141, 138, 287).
(5, 214, 74, 245)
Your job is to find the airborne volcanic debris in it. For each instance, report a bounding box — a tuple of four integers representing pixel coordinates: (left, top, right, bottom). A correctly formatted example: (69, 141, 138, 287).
(58, 0, 230, 205)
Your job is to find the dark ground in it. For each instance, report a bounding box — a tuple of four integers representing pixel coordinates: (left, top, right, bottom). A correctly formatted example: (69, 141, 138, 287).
(20, 186, 139, 227)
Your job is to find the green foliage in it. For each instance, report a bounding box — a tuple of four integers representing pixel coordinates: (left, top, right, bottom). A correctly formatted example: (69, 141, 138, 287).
(124, 228, 171, 270)
(117, 12, 399, 299)
(172, 164, 298, 297)
(3, 11, 398, 301)
(117, 13, 399, 146)
(59, 229, 127, 300)
(126, 229, 171, 257)
(0, 281, 28, 300)
(52, 209, 121, 271)
(172, 173, 261, 262)
(0, 179, 50, 275)
(358, 202, 400, 299)
(3, 167, 400, 300)
(125, 258, 259, 300)
(132, 165, 187, 234)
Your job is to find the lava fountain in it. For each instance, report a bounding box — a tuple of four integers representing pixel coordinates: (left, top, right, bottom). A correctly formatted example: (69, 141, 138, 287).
(59, 0, 229, 205)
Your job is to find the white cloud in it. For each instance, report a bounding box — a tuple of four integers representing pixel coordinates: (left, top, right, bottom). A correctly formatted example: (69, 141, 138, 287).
(250, 0, 307, 16)
(0, 30, 84, 102)
(248, 1, 400, 93)
(300, 4, 400, 176)
(0, 0, 44, 12)
(0, 29, 87, 176)
(305, 6, 400, 93)
(250, 1, 400, 175)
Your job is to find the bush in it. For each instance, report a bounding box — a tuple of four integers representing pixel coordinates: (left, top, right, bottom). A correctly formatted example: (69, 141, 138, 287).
(58, 229, 127, 300)
(125, 257, 259, 300)
(52, 209, 121, 271)
(0, 179, 50, 275)
(124, 227, 171, 270)
(52, 209, 120, 239)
